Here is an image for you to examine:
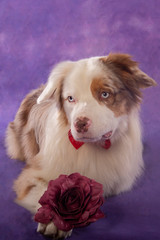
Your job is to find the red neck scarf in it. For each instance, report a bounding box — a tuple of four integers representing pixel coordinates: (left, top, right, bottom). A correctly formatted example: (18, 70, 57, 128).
(68, 130, 111, 150)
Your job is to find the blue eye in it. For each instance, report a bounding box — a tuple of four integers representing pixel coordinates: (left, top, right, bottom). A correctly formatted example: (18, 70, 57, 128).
(67, 96, 75, 102)
(101, 92, 109, 99)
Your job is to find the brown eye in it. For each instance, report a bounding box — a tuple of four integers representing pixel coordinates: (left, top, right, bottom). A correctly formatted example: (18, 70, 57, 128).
(67, 96, 75, 102)
(101, 91, 110, 99)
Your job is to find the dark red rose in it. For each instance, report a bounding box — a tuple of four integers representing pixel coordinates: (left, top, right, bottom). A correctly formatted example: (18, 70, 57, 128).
(34, 173, 105, 231)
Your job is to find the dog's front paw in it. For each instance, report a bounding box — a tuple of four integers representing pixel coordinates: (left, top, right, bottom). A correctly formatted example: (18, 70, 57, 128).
(37, 222, 72, 239)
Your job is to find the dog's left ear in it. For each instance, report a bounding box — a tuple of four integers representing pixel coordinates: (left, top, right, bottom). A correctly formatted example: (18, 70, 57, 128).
(100, 53, 156, 89)
(37, 61, 74, 106)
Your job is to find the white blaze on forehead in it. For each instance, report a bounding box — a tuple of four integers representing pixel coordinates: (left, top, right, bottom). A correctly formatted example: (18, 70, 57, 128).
(62, 58, 103, 100)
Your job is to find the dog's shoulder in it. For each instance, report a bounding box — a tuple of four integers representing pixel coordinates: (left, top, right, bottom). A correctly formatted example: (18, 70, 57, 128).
(16, 85, 45, 128)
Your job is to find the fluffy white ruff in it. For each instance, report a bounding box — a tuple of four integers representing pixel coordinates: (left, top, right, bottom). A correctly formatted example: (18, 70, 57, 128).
(39, 106, 143, 196)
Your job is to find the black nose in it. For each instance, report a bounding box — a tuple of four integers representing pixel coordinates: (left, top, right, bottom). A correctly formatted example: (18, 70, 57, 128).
(74, 117, 91, 133)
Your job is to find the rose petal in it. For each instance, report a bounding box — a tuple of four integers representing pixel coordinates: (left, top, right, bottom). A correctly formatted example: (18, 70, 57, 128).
(90, 180, 104, 197)
(63, 192, 81, 210)
(81, 194, 91, 211)
(73, 209, 104, 228)
(52, 212, 73, 231)
(69, 174, 91, 194)
(34, 206, 53, 224)
(85, 197, 104, 213)
(58, 188, 83, 214)
(49, 175, 68, 187)
(60, 179, 75, 195)
(35, 172, 105, 232)
(63, 211, 90, 227)
(80, 211, 90, 222)
(87, 209, 105, 223)
(68, 173, 82, 181)
(88, 201, 104, 216)
(81, 182, 91, 198)
(39, 187, 61, 207)
(39, 177, 69, 207)
(60, 211, 82, 221)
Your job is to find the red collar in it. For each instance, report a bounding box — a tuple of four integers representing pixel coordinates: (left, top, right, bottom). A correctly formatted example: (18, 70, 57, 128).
(68, 130, 111, 150)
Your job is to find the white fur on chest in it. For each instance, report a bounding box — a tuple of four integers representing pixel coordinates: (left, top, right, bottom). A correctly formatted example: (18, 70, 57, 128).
(39, 107, 143, 196)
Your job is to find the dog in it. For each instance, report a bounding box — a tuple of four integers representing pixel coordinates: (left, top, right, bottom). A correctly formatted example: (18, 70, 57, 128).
(6, 53, 156, 238)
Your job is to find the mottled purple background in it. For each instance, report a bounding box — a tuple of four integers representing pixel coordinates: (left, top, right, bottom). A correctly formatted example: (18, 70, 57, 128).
(0, 0, 160, 239)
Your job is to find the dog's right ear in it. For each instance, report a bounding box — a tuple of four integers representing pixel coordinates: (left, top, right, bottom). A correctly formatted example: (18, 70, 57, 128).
(37, 61, 74, 105)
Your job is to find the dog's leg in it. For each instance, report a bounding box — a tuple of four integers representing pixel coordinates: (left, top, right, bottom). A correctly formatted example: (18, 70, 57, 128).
(14, 167, 72, 239)
(14, 166, 47, 212)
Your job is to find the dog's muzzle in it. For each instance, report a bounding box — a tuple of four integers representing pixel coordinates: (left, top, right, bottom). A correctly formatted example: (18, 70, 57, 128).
(74, 117, 92, 133)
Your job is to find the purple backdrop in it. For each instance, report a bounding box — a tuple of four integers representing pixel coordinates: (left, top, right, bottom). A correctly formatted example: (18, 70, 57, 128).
(0, 0, 160, 239)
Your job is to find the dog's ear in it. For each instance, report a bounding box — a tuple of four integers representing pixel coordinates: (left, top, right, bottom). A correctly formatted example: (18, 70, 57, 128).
(37, 61, 74, 106)
(100, 53, 156, 102)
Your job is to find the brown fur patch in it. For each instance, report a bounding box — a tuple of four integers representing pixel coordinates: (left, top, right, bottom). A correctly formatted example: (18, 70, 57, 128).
(14, 166, 46, 200)
(49, 77, 68, 125)
(101, 53, 138, 73)
(5, 122, 25, 160)
(17, 184, 36, 200)
(100, 53, 156, 107)
(36, 177, 47, 184)
(22, 129, 40, 160)
(17, 85, 45, 128)
(6, 85, 45, 162)
(91, 77, 135, 117)
(6, 82, 67, 164)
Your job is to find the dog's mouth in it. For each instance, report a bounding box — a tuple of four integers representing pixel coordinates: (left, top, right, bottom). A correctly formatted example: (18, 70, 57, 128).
(102, 131, 113, 139)
(76, 130, 113, 143)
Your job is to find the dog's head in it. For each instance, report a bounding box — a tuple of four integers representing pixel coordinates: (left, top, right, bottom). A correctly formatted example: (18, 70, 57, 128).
(37, 53, 156, 143)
